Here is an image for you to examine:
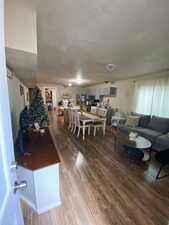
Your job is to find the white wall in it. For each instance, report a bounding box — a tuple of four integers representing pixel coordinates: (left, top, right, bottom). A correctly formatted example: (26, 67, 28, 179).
(7, 73, 28, 140)
(5, 0, 37, 54)
(104, 80, 135, 114)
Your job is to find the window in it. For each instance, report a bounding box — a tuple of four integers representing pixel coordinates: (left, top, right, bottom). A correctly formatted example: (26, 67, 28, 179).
(134, 77, 169, 117)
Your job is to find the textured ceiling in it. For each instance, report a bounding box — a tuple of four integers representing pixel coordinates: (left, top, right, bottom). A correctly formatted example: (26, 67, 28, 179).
(6, 0, 169, 86)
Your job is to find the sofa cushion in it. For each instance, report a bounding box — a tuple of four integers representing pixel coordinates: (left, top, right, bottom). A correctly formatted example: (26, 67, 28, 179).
(138, 116, 151, 128)
(148, 116, 169, 134)
(131, 112, 151, 128)
(155, 134, 169, 146)
(133, 128, 162, 143)
(152, 143, 168, 152)
(152, 134, 169, 152)
(117, 124, 139, 134)
(118, 125, 162, 143)
(125, 116, 140, 128)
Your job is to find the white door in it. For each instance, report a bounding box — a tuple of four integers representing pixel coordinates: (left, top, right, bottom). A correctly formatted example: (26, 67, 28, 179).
(0, 0, 25, 224)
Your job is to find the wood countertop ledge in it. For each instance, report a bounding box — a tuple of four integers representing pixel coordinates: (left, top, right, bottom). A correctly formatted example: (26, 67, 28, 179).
(16, 128, 61, 171)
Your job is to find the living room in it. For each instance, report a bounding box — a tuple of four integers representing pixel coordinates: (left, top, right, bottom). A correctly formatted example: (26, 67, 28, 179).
(1, 0, 169, 225)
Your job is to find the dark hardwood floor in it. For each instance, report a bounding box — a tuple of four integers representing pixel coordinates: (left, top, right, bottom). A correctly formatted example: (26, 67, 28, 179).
(22, 113, 169, 225)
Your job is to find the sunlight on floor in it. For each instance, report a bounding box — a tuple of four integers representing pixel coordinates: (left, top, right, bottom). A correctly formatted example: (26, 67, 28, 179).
(75, 152, 85, 168)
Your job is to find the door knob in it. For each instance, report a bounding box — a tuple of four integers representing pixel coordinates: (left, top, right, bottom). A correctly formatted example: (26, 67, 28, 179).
(13, 181, 27, 194)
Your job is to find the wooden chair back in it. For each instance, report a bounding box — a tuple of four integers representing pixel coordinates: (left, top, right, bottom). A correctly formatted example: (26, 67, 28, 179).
(74, 111, 81, 127)
(97, 108, 107, 117)
(91, 107, 98, 114)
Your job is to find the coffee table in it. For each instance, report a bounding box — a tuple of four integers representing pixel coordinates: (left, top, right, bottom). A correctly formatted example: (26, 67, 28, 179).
(134, 136, 152, 161)
(114, 130, 152, 162)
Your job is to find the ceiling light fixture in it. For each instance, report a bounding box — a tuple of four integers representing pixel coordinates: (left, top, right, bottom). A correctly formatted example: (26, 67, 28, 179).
(68, 83, 72, 87)
(76, 71, 83, 84)
(105, 64, 117, 72)
(76, 78, 82, 84)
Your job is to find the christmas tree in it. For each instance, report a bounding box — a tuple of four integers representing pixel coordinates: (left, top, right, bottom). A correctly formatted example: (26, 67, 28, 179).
(15, 106, 30, 156)
(29, 87, 49, 127)
(20, 106, 30, 133)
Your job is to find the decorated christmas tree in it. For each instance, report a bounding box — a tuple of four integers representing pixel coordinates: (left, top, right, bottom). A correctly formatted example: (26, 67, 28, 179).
(29, 87, 49, 127)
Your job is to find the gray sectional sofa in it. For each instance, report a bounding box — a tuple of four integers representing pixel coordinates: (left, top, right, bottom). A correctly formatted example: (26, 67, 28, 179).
(117, 113, 169, 152)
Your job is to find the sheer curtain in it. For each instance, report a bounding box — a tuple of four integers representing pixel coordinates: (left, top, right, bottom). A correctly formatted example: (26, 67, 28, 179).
(134, 77, 169, 117)
(152, 77, 169, 117)
(134, 79, 155, 115)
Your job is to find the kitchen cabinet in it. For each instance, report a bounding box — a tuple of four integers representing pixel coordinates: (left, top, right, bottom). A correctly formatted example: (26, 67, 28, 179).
(87, 87, 117, 99)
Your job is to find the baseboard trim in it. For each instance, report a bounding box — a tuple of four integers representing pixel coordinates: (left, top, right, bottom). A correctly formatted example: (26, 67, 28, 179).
(36, 201, 61, 214)
(20, 195, 36, 212)
(20, 195, 61, 215)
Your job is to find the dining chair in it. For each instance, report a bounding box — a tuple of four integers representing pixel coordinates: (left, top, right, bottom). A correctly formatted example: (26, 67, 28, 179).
(91, 106, 98, 114)
(92, 120, 106, 136)
(91, 108, 107, 136)
(74, 112, 91, 138)
(68, 109, 72, 130)
(71, 110, 76, 133)
(97, 108, 107, 117)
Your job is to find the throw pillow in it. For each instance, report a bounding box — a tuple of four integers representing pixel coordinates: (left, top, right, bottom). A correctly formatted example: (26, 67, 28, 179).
(125, 116, 140, 128)
(139, 115, 151, 128)
(131, 112, 150, 128)
(148, 116, 169, 134)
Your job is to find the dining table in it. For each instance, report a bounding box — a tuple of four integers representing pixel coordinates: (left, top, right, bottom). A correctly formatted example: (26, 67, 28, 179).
(79, 111, 106, 140)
